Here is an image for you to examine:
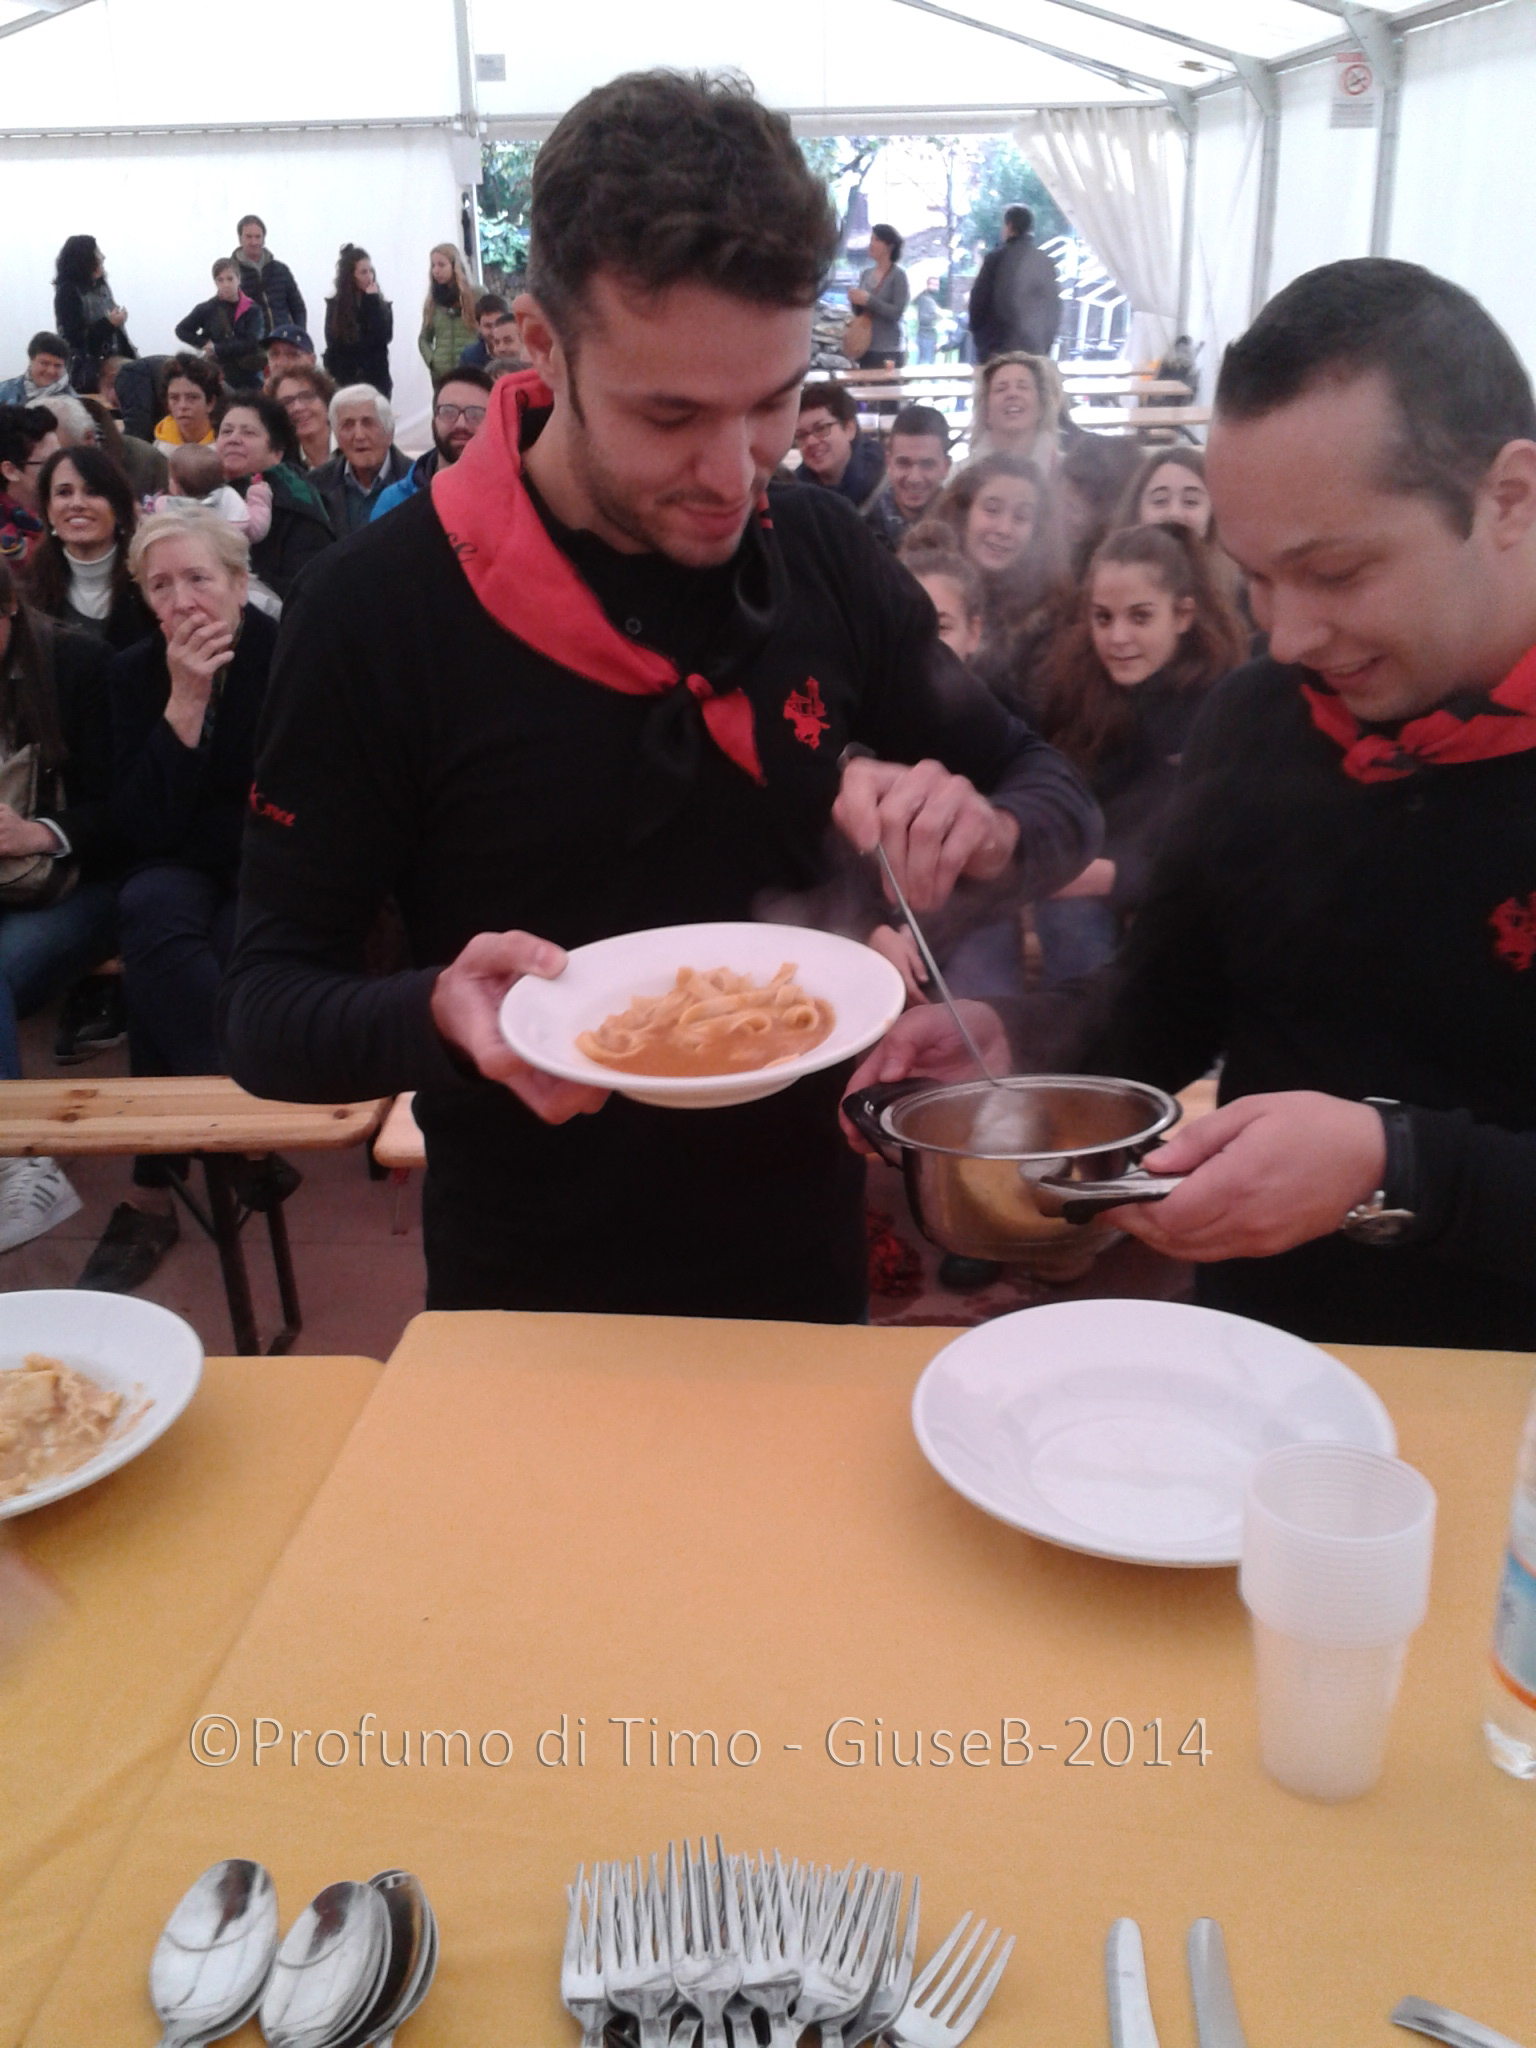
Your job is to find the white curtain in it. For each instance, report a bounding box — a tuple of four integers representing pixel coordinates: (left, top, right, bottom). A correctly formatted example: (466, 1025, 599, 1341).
(1014, 105, 1184, 361)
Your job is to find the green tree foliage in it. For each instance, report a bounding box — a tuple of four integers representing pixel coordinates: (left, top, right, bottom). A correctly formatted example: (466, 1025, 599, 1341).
(478, 140, 540, 277)
(964, 140, 1069, 252)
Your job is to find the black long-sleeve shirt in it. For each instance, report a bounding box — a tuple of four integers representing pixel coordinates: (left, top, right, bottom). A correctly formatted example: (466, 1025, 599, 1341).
(1009, 656, 1536, 1349)
(219, 472, 1099, 1320)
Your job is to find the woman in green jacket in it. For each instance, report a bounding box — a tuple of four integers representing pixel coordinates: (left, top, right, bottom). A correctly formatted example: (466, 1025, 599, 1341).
(417, 245, 478, 382)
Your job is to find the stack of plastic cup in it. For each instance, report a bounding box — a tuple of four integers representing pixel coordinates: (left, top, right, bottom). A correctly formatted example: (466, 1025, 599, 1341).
(1239, 1444, 1436, 1801)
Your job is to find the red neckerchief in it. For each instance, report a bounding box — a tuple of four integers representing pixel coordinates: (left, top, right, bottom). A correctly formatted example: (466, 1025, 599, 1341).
(1301, 643, 1536, 783)
(431, 370, 764, 783)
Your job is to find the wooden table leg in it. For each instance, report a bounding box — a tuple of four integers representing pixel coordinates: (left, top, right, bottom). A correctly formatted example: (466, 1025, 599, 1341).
(200, 1156, 261, 1357)
(264, 1198, 302, 1356)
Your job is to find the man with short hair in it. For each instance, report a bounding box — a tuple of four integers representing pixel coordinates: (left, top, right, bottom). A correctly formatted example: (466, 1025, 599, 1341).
(263, 325, 317, 384)
(967, 204, 1061, 362)
(863, 257, 1536, 1350)
(233, 214, 307, 332)
(459, 293, 510, 369)
(488, 311, 531, 369)
(0, 333, 72, 408)
(373, 366, 495, 521)
(222, 70, 1098, 1324)
(792, 381, 885, 506)
(0, 404, 59, 566)
(862, 405, 952, 549)
(311, 385, 412, 535)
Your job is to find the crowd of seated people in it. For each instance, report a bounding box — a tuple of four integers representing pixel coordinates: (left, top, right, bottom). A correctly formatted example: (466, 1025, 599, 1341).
(0, 218, 500, 1274)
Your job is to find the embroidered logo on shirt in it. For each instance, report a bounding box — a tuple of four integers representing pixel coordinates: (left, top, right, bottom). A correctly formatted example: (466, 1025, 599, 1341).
(1489, 892, 1536, 971)
(783, 677, 830, 748)
(249, 783, 295, 829)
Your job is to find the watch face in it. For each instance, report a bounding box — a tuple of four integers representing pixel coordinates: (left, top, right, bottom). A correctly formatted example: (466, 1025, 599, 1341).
(1343, 1206, 1416, 1245)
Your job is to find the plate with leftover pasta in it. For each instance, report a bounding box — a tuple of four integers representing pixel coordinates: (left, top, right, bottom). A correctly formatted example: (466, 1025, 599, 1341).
(0, 1291, 203, 1519)
(500, 922, 907, 1107)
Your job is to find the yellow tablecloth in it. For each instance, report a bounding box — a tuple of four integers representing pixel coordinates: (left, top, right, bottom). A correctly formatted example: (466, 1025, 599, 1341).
(0, 1354, 382, 2043)
(20, 1317, 1536, 2045)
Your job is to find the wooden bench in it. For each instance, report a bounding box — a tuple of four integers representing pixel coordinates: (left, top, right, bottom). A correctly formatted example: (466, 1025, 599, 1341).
(0, 1079, 387, 1355)
(374, 1091, 426, 1234)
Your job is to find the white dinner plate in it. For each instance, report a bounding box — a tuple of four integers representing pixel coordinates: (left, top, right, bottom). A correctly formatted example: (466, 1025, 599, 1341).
(500, 921, 907, 1109)
(912, 1298, 1396, 1567)
(0, 1291, 204, 1521)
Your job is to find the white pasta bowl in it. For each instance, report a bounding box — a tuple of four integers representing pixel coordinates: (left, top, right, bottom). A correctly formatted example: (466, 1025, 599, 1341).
(499, 921, 908, 1109)
(0, 1290, 203, 1520)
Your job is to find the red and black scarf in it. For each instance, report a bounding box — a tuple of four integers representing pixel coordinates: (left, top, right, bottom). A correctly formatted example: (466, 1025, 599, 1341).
(1302, 643, 1536, 783)
(431, 370, 766, 784)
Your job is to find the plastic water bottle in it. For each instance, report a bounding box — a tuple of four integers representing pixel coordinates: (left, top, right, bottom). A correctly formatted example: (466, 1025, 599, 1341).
(1482, 1378, 1536, 1779)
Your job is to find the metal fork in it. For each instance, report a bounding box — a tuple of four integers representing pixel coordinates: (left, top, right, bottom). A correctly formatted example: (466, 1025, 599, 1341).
(799, 1864, 897, 2048)
(846, 1874, 920, 2048)
(606, 1856, 678, 2048)
(669, 1838, 744, 2048)
(887, 1911, 1014, 2048)
(727, 1852, 802, 2048)
(562, 1865, 611, 2048)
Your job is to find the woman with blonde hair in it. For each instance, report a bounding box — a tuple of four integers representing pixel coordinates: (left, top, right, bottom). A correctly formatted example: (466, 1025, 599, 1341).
(967, 352, 1063, 472)
(418, 244, 479, 382)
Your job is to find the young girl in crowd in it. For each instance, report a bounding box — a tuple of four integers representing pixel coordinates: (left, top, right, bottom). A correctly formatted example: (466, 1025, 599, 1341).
(1112, 443, 1246, 615)
(967, 353, 1062, 472)
(153, 354, 222, 449)
(1031, 521, 1248, 983)
(917, 452, 1071, 712)
(418, 245, 478, 382)
(26, 444, 152, 650)
(899, 541, 985, 663)
(1053, 433, 1143, 578)
(324, 244, 394, 397)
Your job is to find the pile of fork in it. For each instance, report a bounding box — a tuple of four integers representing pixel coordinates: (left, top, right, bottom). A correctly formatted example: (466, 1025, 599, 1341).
(561, 1840, 1013, 2048)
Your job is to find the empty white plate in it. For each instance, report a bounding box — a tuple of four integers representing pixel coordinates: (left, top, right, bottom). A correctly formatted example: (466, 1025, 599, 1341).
(500, 921, 906, 1109)
(912, 1299, 1396, 1567)
(0, 1290, 203, 1520)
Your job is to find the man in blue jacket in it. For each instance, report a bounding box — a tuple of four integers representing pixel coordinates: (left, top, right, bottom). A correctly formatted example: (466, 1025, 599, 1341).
(372, 367, 494, 522)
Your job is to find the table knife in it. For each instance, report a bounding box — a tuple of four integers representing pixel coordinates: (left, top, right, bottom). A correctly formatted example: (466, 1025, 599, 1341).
(1187, 1920, 1248, 2048)
(1106, 1918, 1160, 2048)
(1392, 1996, 1529, 2048)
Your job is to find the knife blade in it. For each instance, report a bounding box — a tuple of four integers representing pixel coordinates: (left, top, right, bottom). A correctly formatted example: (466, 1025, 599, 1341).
(1392, 1996, 1528, 2048)
(1187, 1920, 1249, 2048)
(1106, 1918, 1160, 2048)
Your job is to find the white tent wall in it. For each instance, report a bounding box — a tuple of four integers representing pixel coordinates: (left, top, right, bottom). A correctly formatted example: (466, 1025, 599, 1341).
(1186, 86, 1262, 402)
(1267, 58, 1375, 298)
(0, 127, 465, 444)
(1390, 0, 1536, 371)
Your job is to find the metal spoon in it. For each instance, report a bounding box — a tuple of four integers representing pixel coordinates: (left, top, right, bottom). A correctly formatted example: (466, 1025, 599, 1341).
(260, 1880, 391, 2048)
(874, 843, 1006, 1084)
(336, 1869, 438, 2047)
(149, 1858, 279, 2047)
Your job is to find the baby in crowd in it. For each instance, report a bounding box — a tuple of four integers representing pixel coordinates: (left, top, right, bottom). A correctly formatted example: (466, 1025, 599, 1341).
(152, 443, 271, 542)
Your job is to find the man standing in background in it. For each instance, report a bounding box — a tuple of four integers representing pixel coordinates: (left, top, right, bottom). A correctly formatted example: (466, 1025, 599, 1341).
(233, 215, 307, 334)
(968, 204, 1061, 362)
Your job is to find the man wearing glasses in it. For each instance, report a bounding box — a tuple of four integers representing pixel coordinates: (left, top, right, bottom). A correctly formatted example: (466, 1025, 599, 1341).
(373, 367, 494, 522)
(792, 381, 885, 507)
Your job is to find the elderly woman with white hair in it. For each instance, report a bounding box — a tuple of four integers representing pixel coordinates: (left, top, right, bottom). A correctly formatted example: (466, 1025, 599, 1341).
(77, 506, 289, 1291)
(311, 383, 411, 537)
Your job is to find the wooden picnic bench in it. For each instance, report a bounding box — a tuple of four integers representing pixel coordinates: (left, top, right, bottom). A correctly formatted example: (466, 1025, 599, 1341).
(0, 1078, 387, 1355)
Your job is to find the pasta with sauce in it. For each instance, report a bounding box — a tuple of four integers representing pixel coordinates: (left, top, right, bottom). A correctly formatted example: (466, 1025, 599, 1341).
(576, 964, 835, 1078)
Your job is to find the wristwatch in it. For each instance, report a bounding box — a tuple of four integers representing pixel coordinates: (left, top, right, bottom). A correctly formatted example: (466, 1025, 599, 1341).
(1340, 1097, 1418, 1244)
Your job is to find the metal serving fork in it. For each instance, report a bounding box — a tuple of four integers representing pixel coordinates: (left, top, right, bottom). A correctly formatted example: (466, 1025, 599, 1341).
(606, 1856, 679, 2048)
(669, 1838, 744, 2048)
(798, 1864, 898, 2048)
(562, 1865, 612, 2048)
(727, 1852, 802, 2048)
(887, 1911, 1015, 2048)
(845, 1874, 920, 2048)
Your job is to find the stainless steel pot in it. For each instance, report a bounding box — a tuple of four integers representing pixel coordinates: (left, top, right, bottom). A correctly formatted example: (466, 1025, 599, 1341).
(843, 1074, 1185, 1267)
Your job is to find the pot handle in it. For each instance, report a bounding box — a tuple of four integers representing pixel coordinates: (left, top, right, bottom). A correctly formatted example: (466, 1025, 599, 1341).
(840, 1077, 929, 1168)
(1044, 1170, 1187, 1225)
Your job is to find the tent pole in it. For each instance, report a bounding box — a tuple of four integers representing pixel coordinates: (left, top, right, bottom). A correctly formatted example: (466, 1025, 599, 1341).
(1234, 58, 1280, 320)
(1341, 4, 1404, 256)
(452, 0, 482, 281)
(1175, 103, 1198, 336)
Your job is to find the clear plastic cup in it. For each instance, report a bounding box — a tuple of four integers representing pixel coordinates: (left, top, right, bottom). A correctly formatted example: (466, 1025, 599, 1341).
(1239, 1444, 1436, 1801)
